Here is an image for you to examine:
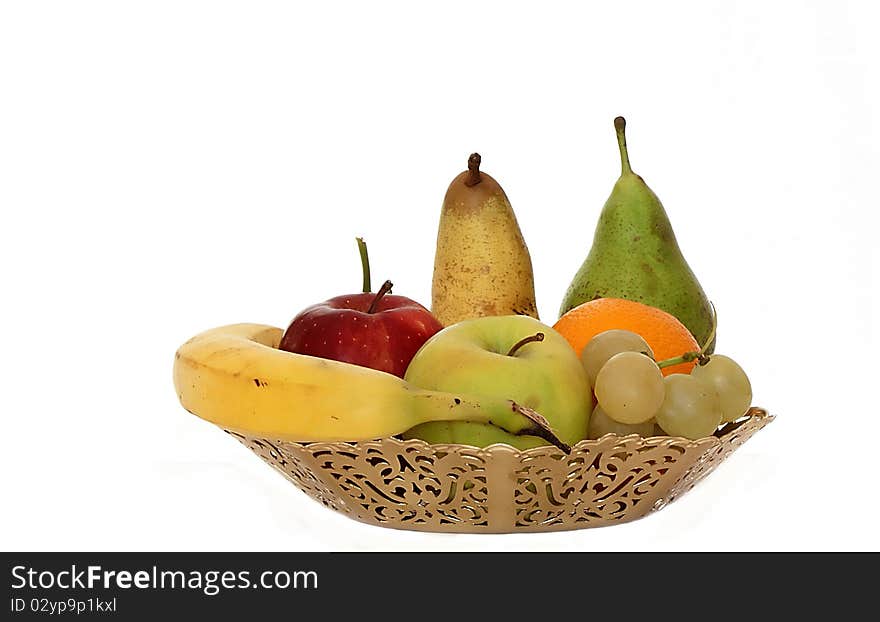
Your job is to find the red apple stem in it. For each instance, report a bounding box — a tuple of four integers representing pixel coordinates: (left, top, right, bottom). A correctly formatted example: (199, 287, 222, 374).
(506, 332, 544, 357)
(465, 153, 482, 187)
(356, 237, 371, 293)
(366, 280, 393, 313)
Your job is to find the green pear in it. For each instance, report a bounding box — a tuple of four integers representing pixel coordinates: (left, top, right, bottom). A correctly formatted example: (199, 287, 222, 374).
(402, 315, 592, 449)
(559, 117, 715, 352)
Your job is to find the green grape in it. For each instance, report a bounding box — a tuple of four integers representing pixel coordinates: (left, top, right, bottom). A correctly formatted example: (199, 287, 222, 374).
(581, 329, 654, 387)
(594, 351, 664, 424)
(587, 405, 656, 439)
(690, 354, 752, 422)
(655, 374, 723, 440)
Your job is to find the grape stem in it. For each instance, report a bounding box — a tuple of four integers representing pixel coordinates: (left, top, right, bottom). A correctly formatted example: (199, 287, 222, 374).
(656, 302, 717, 369)
(656, 351, 704, 369)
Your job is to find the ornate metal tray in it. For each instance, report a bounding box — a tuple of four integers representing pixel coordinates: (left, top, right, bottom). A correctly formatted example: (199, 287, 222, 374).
(224, 407, 773, 533)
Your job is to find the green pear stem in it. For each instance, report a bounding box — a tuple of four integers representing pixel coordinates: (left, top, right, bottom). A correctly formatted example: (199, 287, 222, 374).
(506, 332, 545, 357)
(614, 116, 633, 175)
(465, 153, 482, 187)
(356, 237, 371, 293)
(655, 302, 718, 369)
(366, 280, 393, 314)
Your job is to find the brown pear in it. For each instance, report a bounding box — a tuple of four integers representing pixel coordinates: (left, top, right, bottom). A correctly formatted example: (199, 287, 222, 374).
(431, 153, 538, 326)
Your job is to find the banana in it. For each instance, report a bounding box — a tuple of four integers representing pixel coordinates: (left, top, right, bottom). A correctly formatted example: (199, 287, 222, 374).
(173, 323, 568, 450)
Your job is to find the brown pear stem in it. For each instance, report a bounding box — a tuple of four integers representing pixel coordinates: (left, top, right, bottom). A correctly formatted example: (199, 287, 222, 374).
(465, 153, 482, 187)
(506, 332, 544, 357)
(366, 280, 393, 313)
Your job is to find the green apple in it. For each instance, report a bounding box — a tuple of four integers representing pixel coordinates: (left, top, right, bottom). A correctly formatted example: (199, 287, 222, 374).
(401, 315, 593, 449)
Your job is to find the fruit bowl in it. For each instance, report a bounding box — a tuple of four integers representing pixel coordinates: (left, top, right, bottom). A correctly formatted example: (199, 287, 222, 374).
(223, 407, 773, 533)
(175, 117, 769, 533)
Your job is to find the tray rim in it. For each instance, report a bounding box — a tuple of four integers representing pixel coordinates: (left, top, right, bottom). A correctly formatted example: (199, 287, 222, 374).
(228, 406, 773, 457)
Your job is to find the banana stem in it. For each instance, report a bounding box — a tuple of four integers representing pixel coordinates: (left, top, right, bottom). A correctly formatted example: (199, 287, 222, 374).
(356, 237, 371, 293)
(506, 403, 571, 453)
(411, 392, 570, 453)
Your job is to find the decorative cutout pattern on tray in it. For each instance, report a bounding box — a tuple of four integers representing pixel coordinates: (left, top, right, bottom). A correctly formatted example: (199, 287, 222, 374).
(229, 407, 773, 533)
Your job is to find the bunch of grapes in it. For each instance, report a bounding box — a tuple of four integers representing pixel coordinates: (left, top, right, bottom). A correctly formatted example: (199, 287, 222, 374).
(582, 329, 752, 440)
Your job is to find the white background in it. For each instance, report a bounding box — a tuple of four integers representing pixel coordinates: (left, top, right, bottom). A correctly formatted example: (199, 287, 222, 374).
(1, 1, 877, 551)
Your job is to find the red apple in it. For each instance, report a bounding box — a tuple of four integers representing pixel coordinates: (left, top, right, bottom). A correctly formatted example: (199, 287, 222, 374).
(278, 240, 443, 377)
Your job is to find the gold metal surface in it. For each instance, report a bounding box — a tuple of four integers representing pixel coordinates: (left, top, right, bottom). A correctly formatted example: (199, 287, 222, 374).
(227, 407, 773, 533)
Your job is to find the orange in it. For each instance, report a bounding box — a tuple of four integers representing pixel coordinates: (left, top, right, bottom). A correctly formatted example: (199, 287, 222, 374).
(553, 298, 700, 376)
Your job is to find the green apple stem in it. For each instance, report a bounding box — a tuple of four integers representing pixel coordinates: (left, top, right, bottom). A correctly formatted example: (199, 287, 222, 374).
(655, 302, 718, 369)
(356, 237, 371, 293)
(614, 116, 633, 175)
(465, 152, 482, 187)
(366, 280, 393, 313)
(506, 332, 545, 357)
